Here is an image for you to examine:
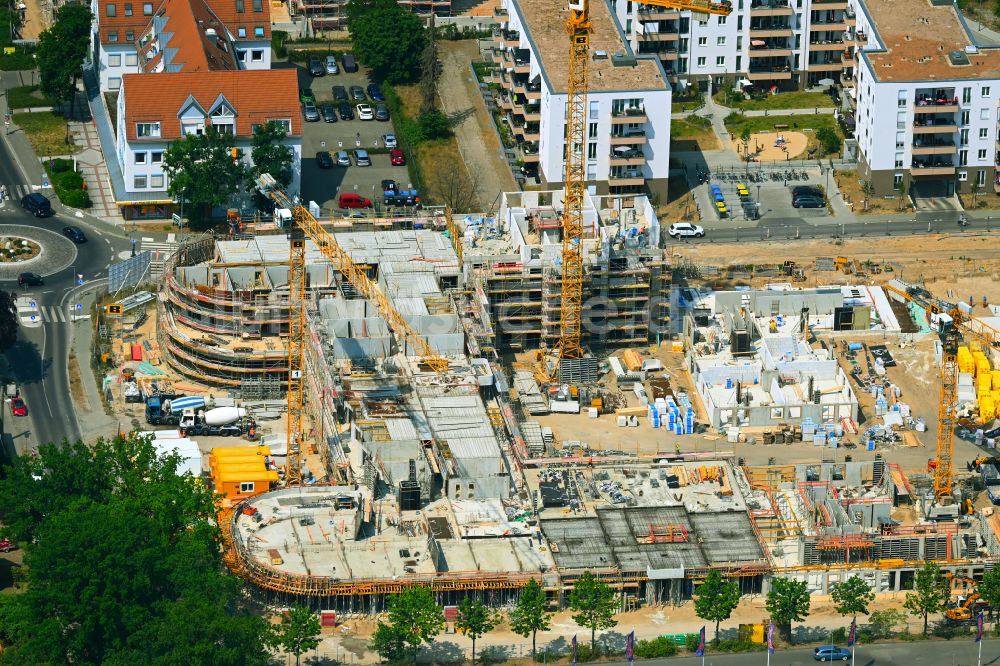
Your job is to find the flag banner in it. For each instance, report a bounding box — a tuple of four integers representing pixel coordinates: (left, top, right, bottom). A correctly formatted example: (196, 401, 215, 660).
(695, 626, 706, 657)
(848, 618, 857, 647)
(626, 630, 635, 663)
(977, 612, 985, 643)
(767, 623, 775, 654)
(572, 635, 578, 665)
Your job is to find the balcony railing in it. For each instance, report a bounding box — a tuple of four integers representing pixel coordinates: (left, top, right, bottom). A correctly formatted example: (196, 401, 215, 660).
(612, 107, 647, 123)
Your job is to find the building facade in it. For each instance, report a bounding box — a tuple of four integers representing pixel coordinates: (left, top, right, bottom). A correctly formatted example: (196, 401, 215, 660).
(493, 0, 672, 200)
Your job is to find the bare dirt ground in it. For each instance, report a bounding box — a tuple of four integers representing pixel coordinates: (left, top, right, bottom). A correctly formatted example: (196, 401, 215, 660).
(19, 0, 49, 39)
(730, 131, 808, 161)
(437, 40, 518, 210)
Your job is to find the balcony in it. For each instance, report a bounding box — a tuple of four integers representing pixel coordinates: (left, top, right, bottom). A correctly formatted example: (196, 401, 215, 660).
(612, 107, 648, 124)
(812, 0, 848, 7)
(609, 147, 646, 167)
(911, 142, 956, 156)
(494, 5, 507, 19)
(840, 70, 854, 87)
(497, 95, 514, 111)
(610, 130, 647, 145)
(513, 99, 541, 122)
(750, 46, 793, 57)
(638, 29, 680, 42)
(499, 29, 520, 48)
(914, 93, 958, 113)
(608, 173, 646, 187)
(637, 7, 679, 19)
(747, 65, 793, 80)
(810, 20, 847, 32)
(808, 60, 843, 71)
(808, 40, 845, 51)
(913, 118, 957, 134)
(911, 162, 956, 176)
(750, 0, 793, 15)
(750, 24, 794, 37)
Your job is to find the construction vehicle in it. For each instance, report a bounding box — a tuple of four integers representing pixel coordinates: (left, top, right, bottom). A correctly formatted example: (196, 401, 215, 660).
(178, 408, 254, 438)
(144, 394, 181, 425)
(254, 173, 449, 486)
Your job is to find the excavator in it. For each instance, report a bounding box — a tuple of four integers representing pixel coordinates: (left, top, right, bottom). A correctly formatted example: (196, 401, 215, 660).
(944, 573, 990, 622)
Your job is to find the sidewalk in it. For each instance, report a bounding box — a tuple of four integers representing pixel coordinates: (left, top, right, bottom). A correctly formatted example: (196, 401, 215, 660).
(69, 121, 121, 223)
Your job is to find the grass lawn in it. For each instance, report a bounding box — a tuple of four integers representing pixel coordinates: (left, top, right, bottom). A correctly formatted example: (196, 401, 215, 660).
(724, 112, 842, 158)
(670, 116, 721, 151)
(7, 85, 55, 110)
(14, 111, 80, 157)
(715, 89, 834, 111)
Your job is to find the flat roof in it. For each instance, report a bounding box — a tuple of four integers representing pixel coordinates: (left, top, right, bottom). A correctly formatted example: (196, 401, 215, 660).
(862, 0, 1000, 81)
(513, 0, 666, 92)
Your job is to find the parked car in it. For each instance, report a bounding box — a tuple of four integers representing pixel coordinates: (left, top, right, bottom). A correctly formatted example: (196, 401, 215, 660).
(18, 272, 43, 286)
(381, 179, 398, 193)
(341, 52, 358, 72)
(349, 85, 366, 101)
(367, 83, 384, 101)
(309, 56, 324, 77)
(299, 88, 315, 103)
(374, 103, 390, 121)
(354, 149, 371, 166)
(322, 103, 337, 123)
(303, 101, 320, 122)
(62, 225, 86, 243)
(792, 185, 823, 198)
(357, 103, 374, 121)
(338, 102, 354, 120)
(813, 646, 850, 662)
(390, 149, 406, 166)
(335, 150, 351, 166)
(10, 396, 27, 417)
(382, 133, 397, 149)
(667, 222, 705, 238)
(21, 193, 53, 217)
(325, 55, 339, 75)
(0, 538, 15, 552)
(338, 192, 371, 208)
(792, 195, 825, 209)
(316, 151, 333, 169)
(332, 85, 348, 101)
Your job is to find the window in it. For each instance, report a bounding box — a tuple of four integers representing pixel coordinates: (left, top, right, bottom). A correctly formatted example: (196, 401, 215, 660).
(958, 170, 968, 181)
(108, 31, 118, 42)
(239, 482, 255, 493)
(123, 2, 132, 14)
(151, 151, 163, 163)
(894, 153, 903, 168)
(961, 110, 970, 125)
(716, 56, 725, 66)
(893, 174, 903, 187)
(586, 165, 596, 180)
(109, 77, 121, 90)
(717, 36, 726, 45)
(236, 0, 244, 11)
(136, 122, 160, 137)
(978, 149, 988, 160)
(125, 53, 137, 66)
(982, 108, 991, 121)
(697, 56, 706, 66)
(981, 128, 989, 139)
(983, 86, 991, 97)
(125, 30, 134, 41)
(251, 123, 261, 134)
(254, 26, 264, 37)
(252, 0, 262, 9)
(133, 175, 147, 189)
(269, 119, 291, 133)
(588, 122, 597, 138)
(737, 15, 742, 29)
(978, 169, 987, 186)
(587, 142, 597, 159)
(237, 26, 246, 37)
(183, 122, 205, 136)
(214, 124, 234, 135)
(960, 149, 968, 166)
(589, 100, 599, 119)
(963, 87, 972, 104)
(143, 2, 153, 13)
(151, 174, 164, 188)
(251, 49, 263, 61)
(896, 111, 905, 129)
(105, 3, 116, 16)
(718, 15, 726, 24)
(698, 36, 707, 46)
(897, 98, 906, 108)
(134, 152, 146, 164)
(237, 50, 246, 61)
(961, 128, 969, 146)
(895, 131, 905, 150)
(108, 54, 122, 67)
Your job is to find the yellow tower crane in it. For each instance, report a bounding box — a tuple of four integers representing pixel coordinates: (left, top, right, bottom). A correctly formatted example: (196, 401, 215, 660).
(558, 0, 732, 363)
(255, 174, 450, 486)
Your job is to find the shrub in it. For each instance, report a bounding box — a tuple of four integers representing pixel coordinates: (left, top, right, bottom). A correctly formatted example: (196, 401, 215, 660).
(684, 633, 701, 652)
(52, 169, 83, 191)
(830, 627, 847, 644)
(869, 608, 907, 639)
(417, 111, 450, 140)
(932, 624, 968, 640)
(271, 30, 287, 58)
(714, 638, 763, 653)
(574, 642, 595, 662)
(634, 636, 677, 659)
(60, 189, 91, 209)
(817, 126, 841, 154)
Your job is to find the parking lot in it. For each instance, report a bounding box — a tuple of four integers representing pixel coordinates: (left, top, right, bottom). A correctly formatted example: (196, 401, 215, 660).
(295, 57, 414, 215)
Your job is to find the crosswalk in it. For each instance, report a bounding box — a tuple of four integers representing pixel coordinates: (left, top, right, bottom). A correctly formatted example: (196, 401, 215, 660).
(20, 305, 74, 326)
(0, 184, 36, 206)
(141, 236, 179, 279)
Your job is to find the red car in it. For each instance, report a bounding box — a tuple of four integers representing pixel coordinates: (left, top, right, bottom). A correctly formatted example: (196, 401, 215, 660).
(0, 539, 14, 553)
(10, 396, 27, 417)
(390, 149, 406, 166)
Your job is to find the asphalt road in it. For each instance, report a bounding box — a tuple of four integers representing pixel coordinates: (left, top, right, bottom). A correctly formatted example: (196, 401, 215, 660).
(0, 134, 128, 453)
(602, 640, 997, 665)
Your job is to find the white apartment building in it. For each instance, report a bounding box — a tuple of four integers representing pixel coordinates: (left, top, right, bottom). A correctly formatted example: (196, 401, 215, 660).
(850, 0, 1000, 198)
(91, 0, 271, 93)
(494, 0, 672, 200)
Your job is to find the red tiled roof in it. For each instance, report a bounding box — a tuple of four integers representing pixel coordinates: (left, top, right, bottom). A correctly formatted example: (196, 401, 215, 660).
(136, 0, 240, 73)
(98, 0, 269, 44)
(122, 69, 301, 141)
(204, 0, 271, 40)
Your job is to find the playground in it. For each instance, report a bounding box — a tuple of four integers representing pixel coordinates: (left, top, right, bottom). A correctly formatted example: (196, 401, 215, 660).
(730, 130, 808, 162)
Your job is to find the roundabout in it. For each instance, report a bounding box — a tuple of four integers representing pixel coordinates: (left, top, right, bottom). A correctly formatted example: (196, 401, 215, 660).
(0, 224, 78, 281)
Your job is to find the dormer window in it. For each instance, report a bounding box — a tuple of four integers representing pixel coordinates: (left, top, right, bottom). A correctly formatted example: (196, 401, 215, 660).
(136, 122, 161, 137)
(211, 102, 236, 135)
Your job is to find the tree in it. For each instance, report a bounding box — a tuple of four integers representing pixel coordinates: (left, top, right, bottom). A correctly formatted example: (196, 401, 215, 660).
(420, 14, 442, 114)
(347, 0, 426, 84)
(0, 291, 17, 352)
(816, 126, 841, 155)
(904, 561, 949, 635)
(831, 575, 875, 621)
(456, 598, 499, 664)
(694, 569, 741, 643)
(765, 577, 810, 643)
(250, 121, 294, 188)
(739, 127, 752, 159)
(979, 567, 1000, 629)
(510, 580, 552, 659)
(867, 608, 907, 639)
(36, 4, 92, 123)
(433, 167, 481, 213)
(971, 179, 983, 208)
(375, 586, 444, 662)
(0, 435, 272, 664)
(163, 128, 246, 225)
(860, 179, 874, 211)
(567, 571, 618, 654)
(270, 606, 321, 666)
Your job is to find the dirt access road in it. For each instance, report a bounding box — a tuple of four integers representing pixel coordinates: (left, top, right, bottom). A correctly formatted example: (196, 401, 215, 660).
(438, 40, 518, 211)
